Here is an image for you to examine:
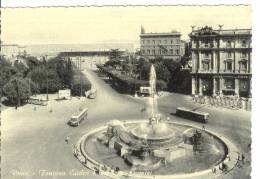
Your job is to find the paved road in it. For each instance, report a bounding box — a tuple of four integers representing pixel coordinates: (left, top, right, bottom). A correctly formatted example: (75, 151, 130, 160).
(1, 69, 251, 179)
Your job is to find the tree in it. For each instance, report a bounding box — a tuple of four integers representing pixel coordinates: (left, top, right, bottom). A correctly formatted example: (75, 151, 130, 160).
(13, 60, 28, 77)
(0, 58, 15, 97)
(154, 61, 171, 83)
(27, 66, 62, 93)
(24, 56, 42, 70)
(64, 58, 74, 88)
(2, 77, 30, 105)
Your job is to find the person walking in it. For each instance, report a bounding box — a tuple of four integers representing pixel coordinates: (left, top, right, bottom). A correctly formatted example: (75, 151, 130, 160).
(65, 136, 70, 144)
(241, 153, 245, 164)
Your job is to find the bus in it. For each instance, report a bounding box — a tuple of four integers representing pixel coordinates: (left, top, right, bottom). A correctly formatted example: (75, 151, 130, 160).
(88, 88, 97, 99)
(175, 107, 209, 123)
(68, 108, 88, 127)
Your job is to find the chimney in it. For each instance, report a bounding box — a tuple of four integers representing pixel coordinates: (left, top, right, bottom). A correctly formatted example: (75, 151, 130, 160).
(141, 26, 145, 34)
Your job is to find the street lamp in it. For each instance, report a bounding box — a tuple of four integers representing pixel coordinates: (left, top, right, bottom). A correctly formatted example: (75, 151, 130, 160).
(45, 55, 49, 101)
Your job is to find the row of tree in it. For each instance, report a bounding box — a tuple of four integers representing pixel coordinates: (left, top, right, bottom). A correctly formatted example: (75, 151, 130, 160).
(0, 55, 91, 106)
(103, 55, 191, 94)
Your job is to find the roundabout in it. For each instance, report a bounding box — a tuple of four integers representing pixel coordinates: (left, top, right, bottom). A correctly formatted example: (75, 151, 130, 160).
(73, 65, 240, 179)
(73, 119, 239, 179)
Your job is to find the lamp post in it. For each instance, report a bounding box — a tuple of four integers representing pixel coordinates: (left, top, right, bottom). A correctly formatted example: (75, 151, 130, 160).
(45, 55, 49, 101)
(16, 78, 21, 108)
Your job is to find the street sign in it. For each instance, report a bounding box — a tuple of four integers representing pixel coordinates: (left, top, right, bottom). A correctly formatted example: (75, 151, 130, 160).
(58, 89, 71, 100)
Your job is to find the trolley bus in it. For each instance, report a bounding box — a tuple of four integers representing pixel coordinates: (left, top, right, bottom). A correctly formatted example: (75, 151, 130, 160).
(68, 108, 88, 127)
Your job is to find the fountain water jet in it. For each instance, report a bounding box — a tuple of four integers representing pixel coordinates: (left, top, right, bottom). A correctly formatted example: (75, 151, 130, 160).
(131, 64, 176, 144)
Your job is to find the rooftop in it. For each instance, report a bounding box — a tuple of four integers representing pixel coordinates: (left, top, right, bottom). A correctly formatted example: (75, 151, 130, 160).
(189, 26, 252, 37)
(140, 31, 181, 38)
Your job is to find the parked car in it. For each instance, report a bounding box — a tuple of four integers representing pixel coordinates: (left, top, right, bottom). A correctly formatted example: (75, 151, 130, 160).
(68, 108, 88, 126)
(88, 88, 97, 99)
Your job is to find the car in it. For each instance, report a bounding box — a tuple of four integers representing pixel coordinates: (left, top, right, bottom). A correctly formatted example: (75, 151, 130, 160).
(68, 108, 88, 127)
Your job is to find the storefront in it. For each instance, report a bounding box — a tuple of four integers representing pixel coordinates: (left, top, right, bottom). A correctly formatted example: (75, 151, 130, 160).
(222, 78, 235, 96)
(239, 79, 250, 97)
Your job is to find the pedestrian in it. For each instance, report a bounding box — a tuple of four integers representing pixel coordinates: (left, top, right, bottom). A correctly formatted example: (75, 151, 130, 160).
(202, 125, 205, 130)
(65, 136, 70, 144)
(226, 154, 231, 161)
(241, 154, 245, 164)
(237, 152, 240, 161)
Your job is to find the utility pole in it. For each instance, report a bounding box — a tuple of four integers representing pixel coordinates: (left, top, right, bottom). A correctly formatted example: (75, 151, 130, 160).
(28, 78, 31, 97)
(45, 55, 49, 101)
(16, 78, 21, 108)
(80, 54, 83, 97)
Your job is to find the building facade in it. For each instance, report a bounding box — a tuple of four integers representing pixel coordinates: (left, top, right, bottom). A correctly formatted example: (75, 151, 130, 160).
(190, 26, 252, 98)
(140, 27, 184, 61)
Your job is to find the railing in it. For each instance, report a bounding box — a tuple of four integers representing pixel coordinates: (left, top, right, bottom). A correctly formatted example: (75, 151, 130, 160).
(192, 95, 251, 111)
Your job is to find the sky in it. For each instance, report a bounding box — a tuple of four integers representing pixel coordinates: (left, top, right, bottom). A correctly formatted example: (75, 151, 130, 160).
(2, 5, 251, 45)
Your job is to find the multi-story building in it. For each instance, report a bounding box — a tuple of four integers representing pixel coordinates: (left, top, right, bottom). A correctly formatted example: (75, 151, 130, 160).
(190, 26, 252, 98)
(140, 27, 185, 61)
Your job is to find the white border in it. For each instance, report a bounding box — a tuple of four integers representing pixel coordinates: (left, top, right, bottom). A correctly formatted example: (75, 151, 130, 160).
(1, 1, 259, 179)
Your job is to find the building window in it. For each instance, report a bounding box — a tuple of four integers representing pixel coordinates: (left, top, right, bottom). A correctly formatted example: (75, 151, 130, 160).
(170, 49, 173, 54)
(241, 52, 247, 58)
(153, 40, 155, 44)
(158, 40, 161, 44)
(239, 61, 247, 72)
(147, 40, 150, 44)
(226, 41, 232, 48)
(142, 40, 145, 44)
(171, 40, 173, 44)
(142, 50, 145, 54)
(203, 53, 210, 58)
(164, 40, 167, 44)
(226, 52, 232, 58)
(241, 40, 247, 47)
(204, 41, 209, 48)
(175, 49, 179, 55)
(147, 50, 150, 54)
(226, 61, 232, 71)
(224, 79, 235, 89)
(152, 49, 155, 54)
(202, 61, 209, 70)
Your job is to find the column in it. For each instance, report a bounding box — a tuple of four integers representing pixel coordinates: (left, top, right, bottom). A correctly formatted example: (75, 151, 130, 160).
(212, 52, 216, 72)
(249, 78, 252, 98)
(235, 78, 239, 96)
(248, 51, 251, 73)
(199, 78, 203, 95)
(213, 78, 217, 96)
(198, 52, 202, 72)
(192, 52, 197, 73)
(192, 77, 196, 95)
(219, 78, 223, 96)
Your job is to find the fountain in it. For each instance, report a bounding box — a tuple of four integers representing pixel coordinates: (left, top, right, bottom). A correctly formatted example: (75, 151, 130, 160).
(74, 64, 238, 178)
(130, 65, 177, 145)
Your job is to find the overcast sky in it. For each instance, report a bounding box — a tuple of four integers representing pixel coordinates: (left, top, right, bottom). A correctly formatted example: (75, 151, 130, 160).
(2, 5, 251, 45)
